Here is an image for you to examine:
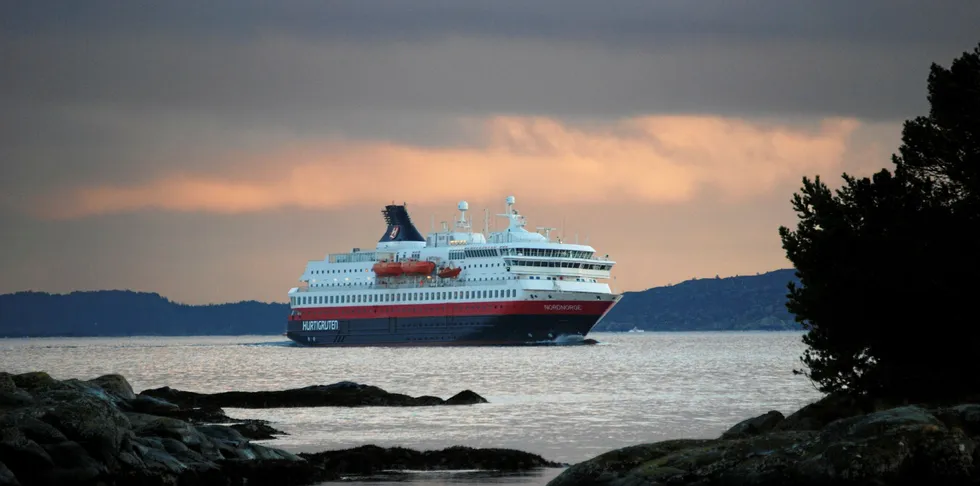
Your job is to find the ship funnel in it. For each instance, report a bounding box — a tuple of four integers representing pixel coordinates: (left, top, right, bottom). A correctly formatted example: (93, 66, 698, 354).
(378, 204, 425, 243)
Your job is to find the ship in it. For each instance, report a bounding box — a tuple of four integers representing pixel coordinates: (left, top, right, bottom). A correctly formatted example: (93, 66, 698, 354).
(285, 196, 620, 346)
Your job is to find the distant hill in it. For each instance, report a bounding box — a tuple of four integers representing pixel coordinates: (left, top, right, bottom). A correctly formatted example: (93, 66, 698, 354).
(594, 269, 801, 332)
(0, 269, 801, 337)
(0, 290, 288, 337)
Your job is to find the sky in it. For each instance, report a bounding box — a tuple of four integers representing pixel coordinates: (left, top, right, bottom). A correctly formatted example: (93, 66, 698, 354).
(2, 1, 978, 304)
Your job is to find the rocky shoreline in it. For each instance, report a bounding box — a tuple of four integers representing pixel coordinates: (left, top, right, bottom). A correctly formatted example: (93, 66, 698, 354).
(14, 369, 977, 486)
(0, 371, 559, 486)
(548, 393, 980, 485)
(139, 381, 488, 408)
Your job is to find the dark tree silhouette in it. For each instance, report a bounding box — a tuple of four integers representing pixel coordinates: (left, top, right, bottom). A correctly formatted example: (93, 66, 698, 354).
(779, 43, 980, 400)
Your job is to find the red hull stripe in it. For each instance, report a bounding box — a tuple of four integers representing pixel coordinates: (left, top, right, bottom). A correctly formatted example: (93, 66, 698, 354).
(290, 300, 613, 320)
(292, 340, 591, 347)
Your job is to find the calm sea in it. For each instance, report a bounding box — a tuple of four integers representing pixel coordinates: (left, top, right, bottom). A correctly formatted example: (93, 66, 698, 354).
(0, 332, 823, 485)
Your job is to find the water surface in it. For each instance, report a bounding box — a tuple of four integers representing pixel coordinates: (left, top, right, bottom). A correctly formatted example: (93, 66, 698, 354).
(0, 331, 822, 485)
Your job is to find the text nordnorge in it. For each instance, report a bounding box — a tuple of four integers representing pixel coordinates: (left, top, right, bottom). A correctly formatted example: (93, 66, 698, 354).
(302, 320, 339, 331)
(544, 304, 582, 311)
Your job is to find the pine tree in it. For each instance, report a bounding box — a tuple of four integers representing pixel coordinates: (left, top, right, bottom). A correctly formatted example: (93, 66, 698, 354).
(779, 42, 980, 400)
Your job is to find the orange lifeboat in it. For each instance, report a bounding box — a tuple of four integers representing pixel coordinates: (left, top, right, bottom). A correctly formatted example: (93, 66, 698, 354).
(402, 260, 436, 275)
(372, 261, 403, 277)
(437, 266, 461, 279)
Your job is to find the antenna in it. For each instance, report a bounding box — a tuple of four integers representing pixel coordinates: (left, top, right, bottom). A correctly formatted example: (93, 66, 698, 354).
(456, 201, 470, 231)
(484, 208, 489, 236)
(431, 214, 434, 232)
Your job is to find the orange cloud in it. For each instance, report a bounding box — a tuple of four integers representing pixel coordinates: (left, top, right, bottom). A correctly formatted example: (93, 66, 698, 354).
(36, 115, 860, 219)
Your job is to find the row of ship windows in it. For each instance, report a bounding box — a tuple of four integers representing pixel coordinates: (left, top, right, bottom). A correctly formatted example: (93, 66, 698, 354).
(508, 260, 611, 270)
(308, 254, 605, 276)
(309, 261, 502, 276)
(529, 276, 598, 283)
(507, 249, 595, 259)
(313, 260, 612, 287)
(293, 288, 519, 306)
(456, 248, 595, 259)
(310, 276, 518, 288)
(309, 275, 600, 289)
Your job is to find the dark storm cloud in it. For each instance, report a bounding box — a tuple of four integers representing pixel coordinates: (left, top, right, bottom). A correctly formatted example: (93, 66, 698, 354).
(4, 1, 976, 46)
(0, 1, 977, 196)
(2, 0, 977, 120)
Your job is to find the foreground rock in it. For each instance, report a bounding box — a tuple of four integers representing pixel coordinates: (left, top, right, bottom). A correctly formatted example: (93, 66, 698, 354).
(140, 381, 488, 408)
(0, 371, 328, 486)
(550, 394, 980, 486)
(0, 371, 541, 486)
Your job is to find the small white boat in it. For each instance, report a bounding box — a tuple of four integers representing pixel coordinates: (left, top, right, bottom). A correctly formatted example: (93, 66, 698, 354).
(627, 326, 645, 333)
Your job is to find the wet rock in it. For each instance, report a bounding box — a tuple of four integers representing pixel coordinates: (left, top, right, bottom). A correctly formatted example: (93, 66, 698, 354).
(0, 427, 56, 485)
(0, 461, 19, 486)
(445, 390, 489, 405)
(125, 395, 179, 415)
(150, 404, 239, 424)
(550, 402, 980, 486)
(0, 391, 34, 411)
(299, 444, 564, 475)
(0, 372, 333, 486)
(38, 391, 132, 465)
(230, 422, 287, 440)
(217, 458, 335, 485)
(774, 392, 877, 432)
(0, 374, 15, 394)
(547, 439, 714, 486)
(933, 404, 980, 436)
(127, 413, 208, 450)
(12, 416, 69, 445)
(197, 424, 248, 444)
(9, 372, 58, 393)
(721, 410, 784, 439)
(139, 382, 489, 408)
(40, 440, 107, 483)
(86, 374, 136, 401)
(0, 371, 519, 486)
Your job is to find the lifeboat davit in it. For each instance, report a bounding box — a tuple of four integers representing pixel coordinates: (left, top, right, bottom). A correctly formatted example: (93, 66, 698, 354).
(372, 261, 403, 277)
(402, 260, 436, 275)
(437, 266, 461, 279)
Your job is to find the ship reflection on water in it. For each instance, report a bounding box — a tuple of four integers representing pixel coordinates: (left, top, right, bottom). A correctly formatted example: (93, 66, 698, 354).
(271, 336, 600, 347)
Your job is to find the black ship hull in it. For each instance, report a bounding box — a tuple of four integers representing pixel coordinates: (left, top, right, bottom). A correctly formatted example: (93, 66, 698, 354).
(285, 312, 604, 347)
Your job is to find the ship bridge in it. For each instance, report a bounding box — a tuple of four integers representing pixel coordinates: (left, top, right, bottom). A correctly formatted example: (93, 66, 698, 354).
(423, 200, 487, 248)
